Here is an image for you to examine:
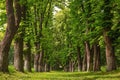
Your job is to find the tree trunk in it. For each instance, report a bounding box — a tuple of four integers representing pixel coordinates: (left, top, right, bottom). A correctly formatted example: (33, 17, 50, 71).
(85, 41, 92, 71)
(44, 63, 47, 72)
(64, 59, 69, 72)
(93, 44, 101, 71)
(69, 60, 75, 72)
(34, 53, 39, 72)
(0, 0, 18, 72)
(46, 64, 50, 72)
(77, 46, 82, 71)
(102, 0, 116, 71)
(14, 37, 24, 72)
(82, 50, 87, 71)
(71, 61, 75, 72)
(24, 40, 31, 72)
(103, 30, 116, 71)
(38, 49, 44, 72)
(13, 0, 22, 72)
(69, 60, 72, 72)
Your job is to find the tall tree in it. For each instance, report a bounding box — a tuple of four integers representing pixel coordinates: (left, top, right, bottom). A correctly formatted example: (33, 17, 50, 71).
(102, 0, 116, 71)
(33, 0, 53, 72)
(0, 0, 20, 72)
(14, 0, 24, 72)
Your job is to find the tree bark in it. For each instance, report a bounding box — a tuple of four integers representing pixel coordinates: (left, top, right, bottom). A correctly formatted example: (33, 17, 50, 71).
(77, 46, 82, 71)
(82, 50, 87, 71)
(85, 41, 92, 71)
(93, 44, 101, 71)
(14, 37, 24, 72)
(34, 43, 39, 72)
(69, 60, 75, 72)
(24, 40, 31, 72)
(44, 63, 50, 72)
(0, 0, 17, 72)
(103, 30, 116, 71)
(69, 60, 72, 72)
(34, 53, 39, 72)
(38, 49, 44, 72)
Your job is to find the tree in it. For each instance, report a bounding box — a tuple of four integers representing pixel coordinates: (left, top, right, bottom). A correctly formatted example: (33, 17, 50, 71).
(33, 0, 53, 72)
(0, 0, 20, 72)
(14, 1, 27, 72)
(102, 0, 116, 71)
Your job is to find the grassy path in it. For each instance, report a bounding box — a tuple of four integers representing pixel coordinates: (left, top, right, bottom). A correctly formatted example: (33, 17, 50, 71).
(0, 70, 120, 80)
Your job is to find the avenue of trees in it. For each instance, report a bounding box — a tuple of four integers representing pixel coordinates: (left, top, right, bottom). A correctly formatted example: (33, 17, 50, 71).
(0, 0, 120, 73)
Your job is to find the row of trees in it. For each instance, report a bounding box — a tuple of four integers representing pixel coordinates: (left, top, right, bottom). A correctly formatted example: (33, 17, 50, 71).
(0, 0, 120, 73)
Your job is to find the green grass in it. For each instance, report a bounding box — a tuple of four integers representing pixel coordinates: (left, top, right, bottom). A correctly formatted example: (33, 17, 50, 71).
(0, 66, 120, 80)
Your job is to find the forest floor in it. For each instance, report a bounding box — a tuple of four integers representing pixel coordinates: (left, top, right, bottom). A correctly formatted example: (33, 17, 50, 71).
(0, 66, 120, 80)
